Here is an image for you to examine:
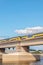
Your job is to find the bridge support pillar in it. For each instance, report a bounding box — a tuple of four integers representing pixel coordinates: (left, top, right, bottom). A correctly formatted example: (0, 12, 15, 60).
(2, 46, 40, 63)
(16, 46, 29, 52)
(16, 46, 21, 52)
(21, 46, 29, 52)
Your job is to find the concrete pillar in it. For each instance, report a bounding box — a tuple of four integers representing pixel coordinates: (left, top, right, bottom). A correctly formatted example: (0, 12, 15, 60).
(0, 48, 5, 53)
(21, 46, 29, 52)
(15, 46, 29, 52)
(16, 46, 21, 52)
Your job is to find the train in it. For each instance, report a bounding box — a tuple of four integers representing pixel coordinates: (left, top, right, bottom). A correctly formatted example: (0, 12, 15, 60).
(9, 33, 43, 41)
(9, 33, 43, 42)
(0, 33, 43, 43)
(32, 33, 43, 38)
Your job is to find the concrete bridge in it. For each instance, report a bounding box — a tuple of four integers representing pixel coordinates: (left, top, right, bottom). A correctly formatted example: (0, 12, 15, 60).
(0, 35, 43, 63)
(0, 37, 43, 52)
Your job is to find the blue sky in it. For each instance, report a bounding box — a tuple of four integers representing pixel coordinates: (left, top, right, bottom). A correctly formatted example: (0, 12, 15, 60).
(0, 0, 43, 50)
(0, 0, 43, 38)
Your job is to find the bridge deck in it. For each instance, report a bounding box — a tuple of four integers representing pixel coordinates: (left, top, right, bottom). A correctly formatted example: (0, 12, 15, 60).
(0, 37, 43, 48)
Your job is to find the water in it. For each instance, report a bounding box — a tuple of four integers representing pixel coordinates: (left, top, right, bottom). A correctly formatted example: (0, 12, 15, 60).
(0, 56, 43, 65)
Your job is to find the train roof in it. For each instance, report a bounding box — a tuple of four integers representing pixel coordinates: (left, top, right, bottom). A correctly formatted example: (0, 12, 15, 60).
(0, 32, 43, 41)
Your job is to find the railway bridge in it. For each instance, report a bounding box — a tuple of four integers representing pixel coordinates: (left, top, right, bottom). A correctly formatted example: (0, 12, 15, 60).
(0, 36, 43, 53)
(0, 33, 43, 63)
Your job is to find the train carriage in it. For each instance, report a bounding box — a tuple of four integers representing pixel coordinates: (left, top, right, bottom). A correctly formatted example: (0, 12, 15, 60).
(32, 33, 43, 38)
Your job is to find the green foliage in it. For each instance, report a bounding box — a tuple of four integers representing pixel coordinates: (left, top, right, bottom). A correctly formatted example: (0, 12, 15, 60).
(31, 51, 41, 54)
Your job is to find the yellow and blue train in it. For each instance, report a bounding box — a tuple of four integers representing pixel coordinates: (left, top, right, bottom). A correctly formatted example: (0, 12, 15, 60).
(0, 33, 43, 43)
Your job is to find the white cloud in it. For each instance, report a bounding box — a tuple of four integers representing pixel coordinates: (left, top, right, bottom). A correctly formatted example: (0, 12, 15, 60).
(15, 26, 43, 35)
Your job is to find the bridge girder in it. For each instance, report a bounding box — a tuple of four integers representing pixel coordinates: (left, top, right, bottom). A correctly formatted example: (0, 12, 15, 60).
(0, 38, 43, 48)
